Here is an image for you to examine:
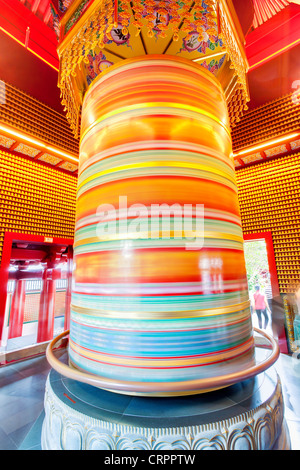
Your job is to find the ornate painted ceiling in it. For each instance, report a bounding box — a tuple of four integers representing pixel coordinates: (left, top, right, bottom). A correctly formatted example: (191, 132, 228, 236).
(1, 0, 297, 108)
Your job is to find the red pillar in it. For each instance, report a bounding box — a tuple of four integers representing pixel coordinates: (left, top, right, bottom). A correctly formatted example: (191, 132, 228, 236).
(0, 233, 13, 346)
(47, 275, 56, 339)
(37, 266, 47, 343)
(8, 279, 26, 339)
(64, 245, 73, 332)
(37, 265, 56, 343)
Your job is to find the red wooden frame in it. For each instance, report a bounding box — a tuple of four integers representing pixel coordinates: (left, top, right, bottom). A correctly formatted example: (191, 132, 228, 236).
(243, 231, 289, 353)
(0, 0, 59, 70)
(246, 3, 300, 70)
(0, 232, 73, 345)
(243, 231, 280, 297)
(0, 231, 287, 353)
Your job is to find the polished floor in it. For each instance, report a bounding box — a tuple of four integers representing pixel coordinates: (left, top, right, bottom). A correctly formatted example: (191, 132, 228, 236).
(0, 349, 67, 450)
(0, 348, 299, 450)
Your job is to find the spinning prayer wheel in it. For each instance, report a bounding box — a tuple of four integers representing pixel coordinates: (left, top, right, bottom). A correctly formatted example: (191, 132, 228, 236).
(47, 0, 279, 396)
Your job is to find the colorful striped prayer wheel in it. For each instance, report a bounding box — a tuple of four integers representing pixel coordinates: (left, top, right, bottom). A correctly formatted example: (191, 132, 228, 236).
(70, 55, 255, 396)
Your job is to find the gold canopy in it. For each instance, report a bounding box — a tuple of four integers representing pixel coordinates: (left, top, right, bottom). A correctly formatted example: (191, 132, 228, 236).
(54, 0, 250, 137)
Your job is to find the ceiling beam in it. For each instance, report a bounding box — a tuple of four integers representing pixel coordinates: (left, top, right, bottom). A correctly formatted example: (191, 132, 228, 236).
(32, 0, 42, 14)
(43, 3, 52, 24)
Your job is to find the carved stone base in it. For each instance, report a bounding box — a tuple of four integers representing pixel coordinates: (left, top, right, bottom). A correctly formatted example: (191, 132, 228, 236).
(42, 366, 290, 450)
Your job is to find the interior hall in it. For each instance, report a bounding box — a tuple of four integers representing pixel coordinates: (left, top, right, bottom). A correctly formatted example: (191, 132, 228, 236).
(0, 0, 299, 452)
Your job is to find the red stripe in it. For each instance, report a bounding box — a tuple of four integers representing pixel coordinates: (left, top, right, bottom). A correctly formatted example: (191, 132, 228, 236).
(75, 246, 242, 256)
(63, 393, 76, 404)
(72, 287, 247, 297)
(77, 174, 237, 201)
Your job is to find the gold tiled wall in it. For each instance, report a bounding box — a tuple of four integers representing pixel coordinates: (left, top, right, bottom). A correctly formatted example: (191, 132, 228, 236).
(0, 81, 79, 155)
(0, 149, 77, 261)
(236, 152, 300, 294)
(232, 93, 300, 152)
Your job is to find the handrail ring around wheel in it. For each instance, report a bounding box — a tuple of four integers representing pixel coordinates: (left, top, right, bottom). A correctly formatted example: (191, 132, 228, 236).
(46, 327, 280, 395)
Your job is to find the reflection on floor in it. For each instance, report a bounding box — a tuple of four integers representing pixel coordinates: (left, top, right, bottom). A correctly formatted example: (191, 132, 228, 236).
(0, 349, 299, 450)
(0, 349, 66, 450)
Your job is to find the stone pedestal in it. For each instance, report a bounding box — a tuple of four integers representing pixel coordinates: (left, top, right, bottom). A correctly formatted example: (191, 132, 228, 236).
(42, 365, 290, 450)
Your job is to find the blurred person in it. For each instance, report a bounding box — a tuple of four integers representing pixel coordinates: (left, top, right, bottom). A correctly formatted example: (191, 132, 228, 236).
(252, 285, 271, 329)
